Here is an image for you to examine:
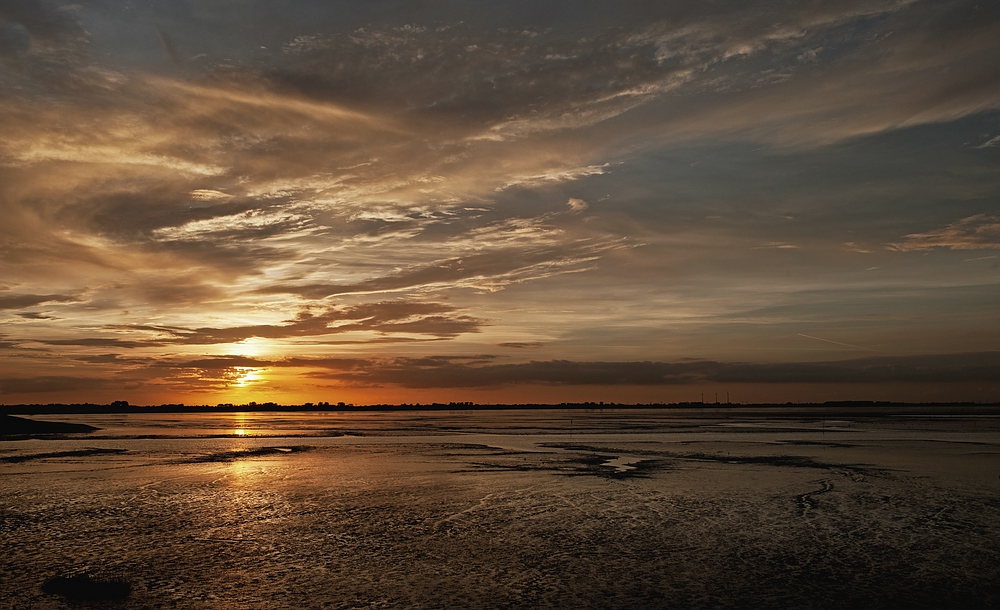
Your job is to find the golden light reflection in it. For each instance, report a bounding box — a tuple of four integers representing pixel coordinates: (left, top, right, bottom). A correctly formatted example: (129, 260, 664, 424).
(229, 457, 259, 484)
(232, 412, 249, 437)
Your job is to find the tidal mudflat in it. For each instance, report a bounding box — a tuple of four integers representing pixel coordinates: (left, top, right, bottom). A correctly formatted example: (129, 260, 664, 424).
(2, 409, 999, 609)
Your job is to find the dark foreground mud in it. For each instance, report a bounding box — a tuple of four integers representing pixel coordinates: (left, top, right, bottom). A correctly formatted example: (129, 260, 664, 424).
(1, 410, 998, 609)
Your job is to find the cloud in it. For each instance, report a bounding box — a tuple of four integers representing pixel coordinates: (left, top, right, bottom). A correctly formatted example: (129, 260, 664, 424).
(107, 301, 483, 345)
(498, 342, 544, 349)
(0, 375, 113, 395)
(17, 311, 57, 320)
(151, 207, 313, 241)
(0, 22, 31, 58)
(843, 242, 872, 254)
(38, 338, 166, 349)
(498, 166, 609, 190)
(154, 27, 183, 69)
(165, 355, 273, 370)
(612, 1, 1000, 147)
(73, 354, 147, 364)
(189, 189, 234, 201)
(256, 240, 618, 298)
(977, 135, 1000, 148)
(752, 242, 799, 250)
(0, 0, 95, 95)
(0, 0, 86, 48)
(290, 352, 1000, 388)
(8, 301, 481, 352)
(2, 351, 996, 399)
(259, 0, 975, 146)
(888, 215, 1000, 251)
(276, 25, 679, 135)
(0, 293, 78, 309)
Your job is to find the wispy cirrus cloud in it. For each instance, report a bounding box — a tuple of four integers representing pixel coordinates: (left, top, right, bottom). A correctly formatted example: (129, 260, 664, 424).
(269, 351, 1000, 388)
(256, 240, 620, 299)
(888, 215, 1000, 251)
(101, 301, 484, 345)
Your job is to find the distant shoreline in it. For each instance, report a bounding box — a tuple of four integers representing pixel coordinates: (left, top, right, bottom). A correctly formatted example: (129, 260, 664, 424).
(2, 401, 999, 416)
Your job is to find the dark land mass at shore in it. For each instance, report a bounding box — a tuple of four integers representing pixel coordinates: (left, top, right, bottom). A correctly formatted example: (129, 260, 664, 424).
(0, 413, 98, 436)
(1, 401, 998, 416)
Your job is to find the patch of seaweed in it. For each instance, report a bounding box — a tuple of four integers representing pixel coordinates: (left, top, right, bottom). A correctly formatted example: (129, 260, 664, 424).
(1, 448, 128, 463)
(42, 573, 131, 601)
(550, 453, 663, 480)
(182, 445, 311, 463)
(461, 453, 663, 480)
(677, 451, 886, 476)
(776, 439, 862, 448)
(541, 443, 889, 477)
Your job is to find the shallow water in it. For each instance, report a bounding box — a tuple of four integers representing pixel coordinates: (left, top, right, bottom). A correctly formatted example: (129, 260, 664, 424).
(2, 409, 1000, 609)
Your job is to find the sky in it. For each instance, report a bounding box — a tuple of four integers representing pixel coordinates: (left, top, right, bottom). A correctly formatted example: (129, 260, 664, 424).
(1, 0, 998, 405)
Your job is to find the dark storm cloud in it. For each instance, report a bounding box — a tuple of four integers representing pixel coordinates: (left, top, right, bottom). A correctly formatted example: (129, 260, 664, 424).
(292, 352, 1000, 388)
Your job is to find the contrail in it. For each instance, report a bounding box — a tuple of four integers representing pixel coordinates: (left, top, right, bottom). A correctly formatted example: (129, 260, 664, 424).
(797, 333, 875, 351)
(155, 27, 183, 68)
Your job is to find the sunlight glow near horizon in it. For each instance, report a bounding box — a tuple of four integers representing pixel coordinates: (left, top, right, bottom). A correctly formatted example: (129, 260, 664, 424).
(233, 369, 263, 388)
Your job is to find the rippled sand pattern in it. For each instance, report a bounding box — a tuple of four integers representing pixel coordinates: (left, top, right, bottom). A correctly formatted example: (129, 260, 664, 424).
(2, 410, 1000, 608)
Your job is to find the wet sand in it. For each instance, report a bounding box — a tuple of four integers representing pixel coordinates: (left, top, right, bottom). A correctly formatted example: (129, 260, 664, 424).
(2, 409, 999, 608)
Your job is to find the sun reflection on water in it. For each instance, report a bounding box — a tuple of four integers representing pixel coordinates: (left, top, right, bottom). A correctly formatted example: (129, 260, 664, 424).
(232, 413, 251, 437)
(230, 458, 259, 483)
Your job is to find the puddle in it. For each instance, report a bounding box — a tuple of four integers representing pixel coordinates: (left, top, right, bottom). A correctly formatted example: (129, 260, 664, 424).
(601, 456, 642, 473)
